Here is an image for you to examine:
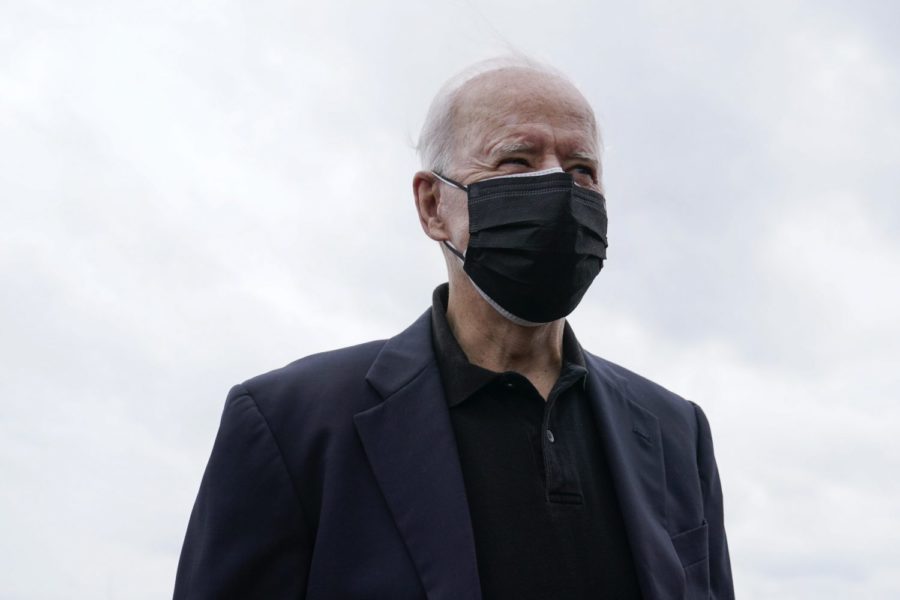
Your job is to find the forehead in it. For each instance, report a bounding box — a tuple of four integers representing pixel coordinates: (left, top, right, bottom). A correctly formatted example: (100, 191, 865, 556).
(453, 69, 599, 157)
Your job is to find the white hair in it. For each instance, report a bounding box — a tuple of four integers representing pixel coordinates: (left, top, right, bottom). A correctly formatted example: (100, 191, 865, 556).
(416, 56, 597, 175)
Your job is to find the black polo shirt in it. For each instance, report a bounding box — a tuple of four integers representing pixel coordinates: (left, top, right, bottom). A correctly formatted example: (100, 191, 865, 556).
(430, 284, 642, 600)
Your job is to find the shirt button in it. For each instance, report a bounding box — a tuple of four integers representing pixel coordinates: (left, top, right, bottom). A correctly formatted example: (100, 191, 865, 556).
(546, 429, 555, 443)
(504, 381, 514, 389)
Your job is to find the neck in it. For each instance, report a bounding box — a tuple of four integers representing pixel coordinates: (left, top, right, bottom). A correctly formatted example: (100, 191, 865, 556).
(445, 275, 564, 399)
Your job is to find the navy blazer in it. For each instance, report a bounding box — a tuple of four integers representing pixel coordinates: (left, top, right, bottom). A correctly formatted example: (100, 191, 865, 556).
(174, 308, 734, 599)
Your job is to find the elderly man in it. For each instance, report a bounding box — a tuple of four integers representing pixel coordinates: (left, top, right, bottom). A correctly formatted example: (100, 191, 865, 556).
(174, 58, 734, 600)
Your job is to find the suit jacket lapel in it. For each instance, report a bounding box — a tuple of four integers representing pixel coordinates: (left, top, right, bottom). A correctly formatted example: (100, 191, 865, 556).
(585, 353, 685, 600)
(355, 309, 482, 600)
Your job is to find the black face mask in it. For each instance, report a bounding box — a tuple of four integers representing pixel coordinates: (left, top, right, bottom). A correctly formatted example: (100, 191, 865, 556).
(433, 169, 608, 325)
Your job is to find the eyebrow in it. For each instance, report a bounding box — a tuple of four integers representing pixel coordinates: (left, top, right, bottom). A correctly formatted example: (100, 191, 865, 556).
(491, 141, 536, 156)
(568, 150, 599, 162)
(487, 141, 598, 163)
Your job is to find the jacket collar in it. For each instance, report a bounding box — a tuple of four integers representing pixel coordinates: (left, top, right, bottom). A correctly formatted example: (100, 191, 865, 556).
(356, 308, 482, 600)
(582, 352, 686, 599)
(356, 306, 683, 600)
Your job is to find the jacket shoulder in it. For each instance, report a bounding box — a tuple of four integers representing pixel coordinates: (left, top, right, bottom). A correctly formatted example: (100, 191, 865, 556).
(235, 339, 388, 419)
(585, 351, 701, 432)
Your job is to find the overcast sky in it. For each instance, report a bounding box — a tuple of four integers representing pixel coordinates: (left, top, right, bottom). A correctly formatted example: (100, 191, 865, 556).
(2, 1, 899, 598)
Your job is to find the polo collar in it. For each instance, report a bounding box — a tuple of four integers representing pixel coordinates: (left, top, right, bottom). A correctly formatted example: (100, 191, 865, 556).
(429, 283, 587, 407)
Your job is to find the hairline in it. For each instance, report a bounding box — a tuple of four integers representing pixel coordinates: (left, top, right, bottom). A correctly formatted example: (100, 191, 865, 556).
(416, 57, 600, 177)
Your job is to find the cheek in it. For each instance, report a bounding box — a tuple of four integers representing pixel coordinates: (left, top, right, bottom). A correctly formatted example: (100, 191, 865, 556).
(440, 197, 470, 242)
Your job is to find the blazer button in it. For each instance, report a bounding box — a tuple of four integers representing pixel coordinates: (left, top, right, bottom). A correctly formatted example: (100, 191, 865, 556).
(546, 429, 555, 443)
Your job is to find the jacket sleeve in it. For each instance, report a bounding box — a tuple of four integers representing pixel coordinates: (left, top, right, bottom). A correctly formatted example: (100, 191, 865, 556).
(174, 384, 312, 599)
(692, 401, 735, 599)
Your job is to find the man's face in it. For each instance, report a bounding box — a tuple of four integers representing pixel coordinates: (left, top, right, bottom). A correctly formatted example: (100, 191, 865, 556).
(438, 69, 602, 252)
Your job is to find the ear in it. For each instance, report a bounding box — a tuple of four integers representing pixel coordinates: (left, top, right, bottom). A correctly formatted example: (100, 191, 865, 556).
(413, 170, 451, 242)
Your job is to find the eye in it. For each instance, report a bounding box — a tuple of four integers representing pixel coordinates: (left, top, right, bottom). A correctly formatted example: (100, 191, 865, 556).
(567, 164, 598, 186)
(568, 164, 595, 177)
(498, 157, 530, 168)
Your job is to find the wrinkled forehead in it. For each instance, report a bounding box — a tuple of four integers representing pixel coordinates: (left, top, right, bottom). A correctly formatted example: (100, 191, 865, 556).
(451, 68, 599, 155)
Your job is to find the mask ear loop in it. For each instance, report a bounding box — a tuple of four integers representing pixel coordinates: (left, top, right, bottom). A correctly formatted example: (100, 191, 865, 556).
(431, 171, 468, 191)
(442, 240, 465, 261)
(431, 171, 469, 262)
